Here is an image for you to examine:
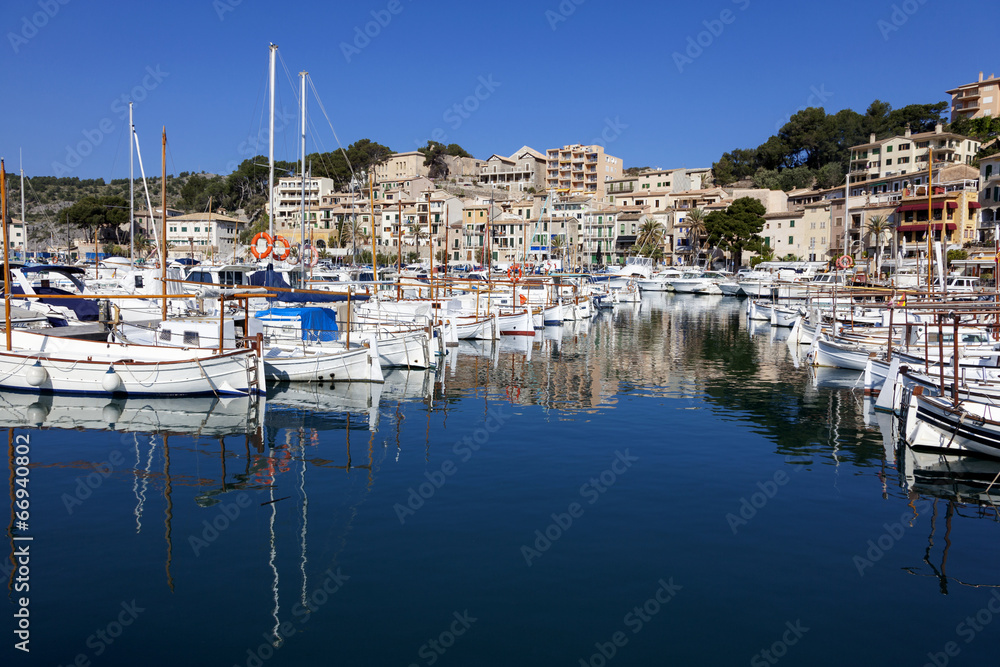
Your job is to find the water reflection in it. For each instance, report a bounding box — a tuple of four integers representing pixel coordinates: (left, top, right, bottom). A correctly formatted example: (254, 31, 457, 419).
(8, 291, 1000, 666)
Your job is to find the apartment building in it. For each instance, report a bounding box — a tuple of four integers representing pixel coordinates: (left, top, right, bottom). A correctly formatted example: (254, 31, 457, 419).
(801, 201, 833, 262)
(893, 188, 982, 247)
(269, 176, 336, 227)
(980, 155, 1000, 227)
(606, 168, 712, 201)
(946, 72, 1000, 122)
(479, 146, 547, 192)
(848, 125, 980, 190)
(760, 210, 807, 260)
(166, 212, 244, 261)
(374, 152, 430, 182)
(544, 144, 623, 198)
(578, 206, 621, 269)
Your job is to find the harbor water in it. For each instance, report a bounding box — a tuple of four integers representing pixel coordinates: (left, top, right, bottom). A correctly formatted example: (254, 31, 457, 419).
(4, 294, 999, 666)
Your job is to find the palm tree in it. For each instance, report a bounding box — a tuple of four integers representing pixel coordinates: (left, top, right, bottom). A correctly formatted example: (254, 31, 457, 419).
(549, 234, 566, 269)
(685, 208, 707, 265)
(408, 222, 428, 247)
(343, 218, 369, 263)
(865, 214, 891, 277)
(636, 218, 665, 250)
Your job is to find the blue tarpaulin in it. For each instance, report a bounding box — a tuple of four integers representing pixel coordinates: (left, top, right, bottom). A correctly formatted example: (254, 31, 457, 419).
(254, 307, 339, 343)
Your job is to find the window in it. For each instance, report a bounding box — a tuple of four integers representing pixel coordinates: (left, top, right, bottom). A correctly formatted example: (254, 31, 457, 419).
(790, 220, 795, 228)
(899, 143, 910, 150)
(885, 159, 892, 165)
(788, 236, 794, 244)
(181, 227, 187, 232)
(886, 145, 893, 153)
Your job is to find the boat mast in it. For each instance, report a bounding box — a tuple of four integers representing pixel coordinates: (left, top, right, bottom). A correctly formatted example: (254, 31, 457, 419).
(843, 169, 850, 277)
(19, 150, 24, 262)
(369, 174, 377, 288)
(268, 44, 277, 244)
(299, 70, 307, 289)
(161, 128, 168, 321)
(926, 152, 934, 291)
(129, 102, 134, 267)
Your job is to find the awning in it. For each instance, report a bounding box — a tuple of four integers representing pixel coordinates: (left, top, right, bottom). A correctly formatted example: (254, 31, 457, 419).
(897, 202, 948, 212)
(895, 222, 956, 232)
(969, 202, 982, 209)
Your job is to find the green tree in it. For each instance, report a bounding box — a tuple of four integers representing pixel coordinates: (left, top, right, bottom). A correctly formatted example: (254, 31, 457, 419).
(57, 195, 130, 244)
(635, 218, 665, 249)
(946, 248, 968, 268)
(549, 234, 566, 265)
(225, 156, 296, 220)
(418, 141, 474, 179)
(704, 197, 766, 269)
(814, 162, 844, 189)
(179, 173, 227, 212)
(685, 208, 707, 263)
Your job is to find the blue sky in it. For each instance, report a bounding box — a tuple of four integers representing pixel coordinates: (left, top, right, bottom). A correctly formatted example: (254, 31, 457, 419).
(1, 0, 995, 181)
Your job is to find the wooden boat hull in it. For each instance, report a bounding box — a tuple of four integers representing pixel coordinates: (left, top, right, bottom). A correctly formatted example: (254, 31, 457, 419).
(1, 330, 262, 396)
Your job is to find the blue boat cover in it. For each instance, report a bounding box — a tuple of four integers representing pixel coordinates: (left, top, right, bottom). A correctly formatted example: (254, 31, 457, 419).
(248, 266, 369, 304)
(255, 307, 339, 343)
(10, 285, 99, 322)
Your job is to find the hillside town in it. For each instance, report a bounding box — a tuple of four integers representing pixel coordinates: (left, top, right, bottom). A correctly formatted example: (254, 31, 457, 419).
(10, 71, 1000, 274)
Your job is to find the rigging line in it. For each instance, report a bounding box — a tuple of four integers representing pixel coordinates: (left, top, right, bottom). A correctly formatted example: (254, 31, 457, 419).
(245, 62, 269, 165)
(23, 177, 54, 226)
(275, 51, 301, 170)
(107, 117, 129, 188)
(307, 78, 360, 188)
(166, 144, 179, 187)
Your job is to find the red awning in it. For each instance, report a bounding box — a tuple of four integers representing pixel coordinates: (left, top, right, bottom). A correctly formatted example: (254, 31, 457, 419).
(969, 202, 982, 209)
(896, 222, 956, 232)
(897, 202, 947, 212)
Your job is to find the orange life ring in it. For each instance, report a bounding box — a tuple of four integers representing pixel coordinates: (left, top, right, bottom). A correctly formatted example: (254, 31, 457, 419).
(836, 255, 854, 270)
(251, 232, 273, 259)
(272, 235, 291, 261)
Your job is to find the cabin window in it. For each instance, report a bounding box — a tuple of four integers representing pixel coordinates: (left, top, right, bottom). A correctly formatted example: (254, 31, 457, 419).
(183, 331, 200, 346)
(159, 330, 172, 342)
